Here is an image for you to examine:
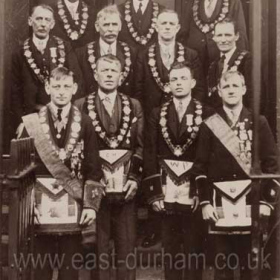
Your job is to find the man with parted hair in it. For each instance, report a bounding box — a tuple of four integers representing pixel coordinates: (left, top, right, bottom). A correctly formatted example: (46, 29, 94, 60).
(76, 4, 137, 96)
(193, 70, 279, 280)
(75, 54, 143, 280)
(207, 17, 252, 109)
(134, 8, 206, 119)
(37, 0, 98, 49)
(118, 0, 165, 51)
(18, 66, 103, 280)
(143, 61, 212, 280)
(11, 4, 83, 135)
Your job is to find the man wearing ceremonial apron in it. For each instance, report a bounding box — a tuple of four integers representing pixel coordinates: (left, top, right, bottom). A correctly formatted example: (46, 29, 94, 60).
(75, 54, 143, 280)
(18, 66, 103, 280)
(193, 70, 279, 280)
(143, 61, 212, 280)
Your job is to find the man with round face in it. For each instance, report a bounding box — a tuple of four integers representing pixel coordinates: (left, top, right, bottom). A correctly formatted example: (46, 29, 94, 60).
(18, 67, 103, 280)
(143, 61, 210, 280)
(134, 9, 206, 119)
(11, 4, 83, 137)
(38, 0, 98, 49)
(75, 55, 144, 280)
(193, 71, 279, 280)
(118, 0, 165, 50)
(207, 18, 252, 109)
(76, 5, 137, 97)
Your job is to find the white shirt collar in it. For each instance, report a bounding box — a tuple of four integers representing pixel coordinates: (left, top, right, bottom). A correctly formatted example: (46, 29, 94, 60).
(49, 102, 71, 120)
(32, 34, 49, 50)
(64, 0, 79, 16)
(173, 95, 192, 111)
(99, 38, 117, 56)
(133, 0, 149, 13)
(223, 103, 243, 121)
(98, 89, 117, 104)
(158, 39, 176, 53)
(221, 46, 237, 66)
(204, 0, 218, 9)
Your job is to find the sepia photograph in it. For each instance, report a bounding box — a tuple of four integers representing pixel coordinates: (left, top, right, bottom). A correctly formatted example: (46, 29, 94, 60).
(0, 0, 279, 279)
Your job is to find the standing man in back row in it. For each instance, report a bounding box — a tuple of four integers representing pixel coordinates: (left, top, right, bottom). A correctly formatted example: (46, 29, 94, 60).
(118, 0, 165, 51)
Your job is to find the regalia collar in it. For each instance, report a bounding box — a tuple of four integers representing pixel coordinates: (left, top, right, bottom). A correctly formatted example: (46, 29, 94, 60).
(57, 0, 89, 41)
(87, 41, 132, 86)
(148, 42, 185, 94)
(23, 36, 66, 83)
(192, 0, 229, 33)
(38, 104, 82, 161)
(159, 99, 203, 157)
(124, 0, 159, 45)
(86, 92, 133, 148)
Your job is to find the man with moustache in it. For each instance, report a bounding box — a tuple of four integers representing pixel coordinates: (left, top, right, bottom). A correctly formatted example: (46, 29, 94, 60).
(193, 71, 279, 280)
(207, 18, 252, 109)
(76, 5, 137, 96)
(118, 0, 165, 51)
(18, 66, 103, 280)
(38, 0, 98, 49)
(143, 61, 210, 280)
(75, 54, 143, 280)
(135, 9, 205, 119)
(11, 4, 83, 134)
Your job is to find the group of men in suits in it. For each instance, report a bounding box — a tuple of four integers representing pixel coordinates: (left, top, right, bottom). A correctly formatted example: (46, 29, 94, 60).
(10, 0, 280, 280)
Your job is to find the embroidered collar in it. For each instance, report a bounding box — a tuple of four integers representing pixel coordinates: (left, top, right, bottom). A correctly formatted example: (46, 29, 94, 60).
(148, 42, 185, 94)
(159, 99, 203, 157)
(124, 0, 159, 45)
(57, 0, 89, 41)
(87, 41, 132, 85)
(23, 37, 66, 83)
(38, 104, 82, 161)
(86, 92, 133, 148)
(192, 0, 229, 33)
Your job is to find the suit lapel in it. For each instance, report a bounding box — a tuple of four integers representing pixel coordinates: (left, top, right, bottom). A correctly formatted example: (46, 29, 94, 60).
(155, 42, 169, 83)
(227, 49, 240, 69)
(116, 42, 125, 69)
(141, 1, 153, 33)
(167, 102, 179, 141)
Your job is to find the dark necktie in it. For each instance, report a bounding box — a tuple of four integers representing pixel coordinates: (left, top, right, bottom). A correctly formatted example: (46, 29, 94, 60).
(218, 54, 226, 78)
(57, 108, 63, 122)
(136, 2, 143, 31)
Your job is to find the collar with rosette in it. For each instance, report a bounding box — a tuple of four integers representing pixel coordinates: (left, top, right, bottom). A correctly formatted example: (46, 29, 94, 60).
(87, 41, 132, 85)
(124, 0, 159, 46)
(148, 42, 185, 94)
(23, 36, 66, 83)
(192, 0, 229, 34)
(86, 92, 133, 149)
(57, 0, 89, 41)
(159, 98, 203, 157)
(38, 104, 82, 161)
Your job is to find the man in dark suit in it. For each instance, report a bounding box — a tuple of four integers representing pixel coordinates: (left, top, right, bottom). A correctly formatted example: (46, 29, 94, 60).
(38, 0, 98, 49)
(11, 4, 83, 134)
(118, 0, 165, 51)
(75, 54, 143, 280)
(143, 61, 211, 280)
(135, 9, 206, 119)
(193, 70, 279, 280)
(181, 0, 248, 72)
(76, 5, 137, 96)
(18, 66, 103, 280)
(207, 18, 252, 109)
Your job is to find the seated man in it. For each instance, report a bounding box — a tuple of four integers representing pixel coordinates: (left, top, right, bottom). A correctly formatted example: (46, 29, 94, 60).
(143, 61, 212, 280)
(75, 54, 143, 280)
(18, 66, 103, 280)
(193, 70, 279, 280)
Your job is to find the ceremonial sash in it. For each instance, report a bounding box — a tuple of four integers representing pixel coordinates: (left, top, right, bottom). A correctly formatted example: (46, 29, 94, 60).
(205, 114, 251, 175)
(22, 113, 83, 203)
